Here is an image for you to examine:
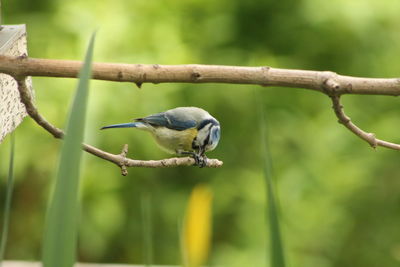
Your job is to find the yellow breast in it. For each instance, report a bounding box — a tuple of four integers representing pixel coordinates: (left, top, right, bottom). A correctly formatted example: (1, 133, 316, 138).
(151, 127, 198, 154)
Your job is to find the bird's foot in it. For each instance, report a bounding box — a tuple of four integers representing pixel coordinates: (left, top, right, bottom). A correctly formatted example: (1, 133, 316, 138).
(177, 150, 208, 168)
(193, 154, 208, 168)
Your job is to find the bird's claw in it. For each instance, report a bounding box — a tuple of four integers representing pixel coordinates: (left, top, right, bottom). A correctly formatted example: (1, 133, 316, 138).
(178, 150, 208, 168)
(193, 154, 208, 168)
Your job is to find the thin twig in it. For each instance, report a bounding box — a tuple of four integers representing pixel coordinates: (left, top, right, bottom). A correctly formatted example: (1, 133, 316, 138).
(330, 95, 400, 150)
(14, 77, 223, 175)
(1, 55, 399, 95)
(15, 78, 63, 138)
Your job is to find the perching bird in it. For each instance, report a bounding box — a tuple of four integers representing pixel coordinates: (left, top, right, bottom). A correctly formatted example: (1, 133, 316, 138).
(100, 107, 221, 167)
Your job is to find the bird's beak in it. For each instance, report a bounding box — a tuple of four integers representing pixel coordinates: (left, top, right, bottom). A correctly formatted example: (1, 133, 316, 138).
(100, 122, 136, 130)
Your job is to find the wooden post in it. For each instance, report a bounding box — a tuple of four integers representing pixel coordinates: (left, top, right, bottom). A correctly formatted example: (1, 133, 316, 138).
(0, 25, 33, 143)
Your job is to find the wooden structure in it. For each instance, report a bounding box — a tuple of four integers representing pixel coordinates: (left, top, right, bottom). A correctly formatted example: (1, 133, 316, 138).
(0, 25, 33, 143)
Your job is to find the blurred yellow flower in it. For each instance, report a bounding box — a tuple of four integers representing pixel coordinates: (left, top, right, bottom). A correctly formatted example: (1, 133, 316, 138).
(182, 184, 213, 267)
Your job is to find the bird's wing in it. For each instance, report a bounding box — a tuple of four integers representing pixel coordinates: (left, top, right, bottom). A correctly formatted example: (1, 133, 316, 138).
(136, 112, 197, 131)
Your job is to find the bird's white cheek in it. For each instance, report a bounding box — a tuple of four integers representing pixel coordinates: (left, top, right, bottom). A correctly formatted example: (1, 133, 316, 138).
(206, 142, 218, 152)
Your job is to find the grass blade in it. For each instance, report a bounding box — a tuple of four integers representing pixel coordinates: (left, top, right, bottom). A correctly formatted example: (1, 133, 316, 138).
(0, 133, 15, 266)
(42, 33, 95, 267)
(256, 90, 286, 267)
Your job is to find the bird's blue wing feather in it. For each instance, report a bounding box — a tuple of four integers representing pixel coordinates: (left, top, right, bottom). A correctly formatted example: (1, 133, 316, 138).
(137, 112, 197, 131)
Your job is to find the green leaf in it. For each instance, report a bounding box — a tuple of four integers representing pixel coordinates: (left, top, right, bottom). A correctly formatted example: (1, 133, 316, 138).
(42, 32, 95, 267)
(256, 90, 286, 267)
(0, 133, 15, 265)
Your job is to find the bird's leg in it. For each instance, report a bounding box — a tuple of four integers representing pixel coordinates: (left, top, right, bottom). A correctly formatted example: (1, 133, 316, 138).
(195, 147, 208, 168)
(178, 150, 199, 164)
(193, 153, 208, 168)
(198, 154, 208, 168)
(178, 150, 207, 168)
(178, 150, 196, 157)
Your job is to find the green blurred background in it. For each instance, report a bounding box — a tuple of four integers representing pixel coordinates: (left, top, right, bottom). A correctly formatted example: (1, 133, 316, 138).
(1, 0, 400, 266)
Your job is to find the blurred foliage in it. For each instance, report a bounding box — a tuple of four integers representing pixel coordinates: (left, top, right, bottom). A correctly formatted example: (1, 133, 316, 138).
(1, 0, 400, 266)
(0, 133, 15, 263)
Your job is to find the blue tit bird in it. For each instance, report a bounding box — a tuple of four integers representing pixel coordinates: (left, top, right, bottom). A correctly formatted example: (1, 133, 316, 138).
(100, 107, 221, 167)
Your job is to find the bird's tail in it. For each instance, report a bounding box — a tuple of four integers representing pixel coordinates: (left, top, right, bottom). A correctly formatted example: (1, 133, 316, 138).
(100, 122, 139, 130)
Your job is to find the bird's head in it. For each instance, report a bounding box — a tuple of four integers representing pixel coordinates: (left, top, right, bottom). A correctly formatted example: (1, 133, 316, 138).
(195, 118, 221, 153)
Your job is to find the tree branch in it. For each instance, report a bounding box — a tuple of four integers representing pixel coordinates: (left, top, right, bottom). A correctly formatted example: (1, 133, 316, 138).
(14, 77, 223, 175)
(330, 95, 400, 150)
(1, 55, 399, 95)
(6, 56, 400, 154)
(15, 77, 64, 139)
